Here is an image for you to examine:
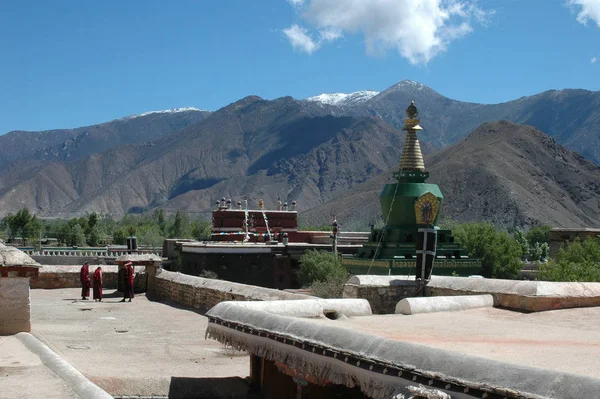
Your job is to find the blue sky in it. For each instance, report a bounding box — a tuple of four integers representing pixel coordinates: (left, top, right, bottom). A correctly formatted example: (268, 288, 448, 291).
(1, 0, 599, 133)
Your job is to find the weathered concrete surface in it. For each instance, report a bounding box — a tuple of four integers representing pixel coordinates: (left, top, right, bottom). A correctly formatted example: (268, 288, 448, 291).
(313, 306, 600, 381)
(0, 278, 31, 335)
(0, 243, 39, 266)
(16, 333, 113, 399)
(0, 335, 80, 399)
(218, 298, 372, 318)
(396, 294, 494, 315)
(348, 275, 600, 312)
(156, 270, 311, 313)
(207, 302, 600, 398)
(30, 288, 249, 398)
(115, 253, 162, 262)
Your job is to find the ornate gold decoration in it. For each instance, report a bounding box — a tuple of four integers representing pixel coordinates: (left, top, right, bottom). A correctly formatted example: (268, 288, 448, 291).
(399, 101, 425, 172)
(406, 100, 418, 119)
(414, 192, 440, 225)
(258, 199, 264, 210)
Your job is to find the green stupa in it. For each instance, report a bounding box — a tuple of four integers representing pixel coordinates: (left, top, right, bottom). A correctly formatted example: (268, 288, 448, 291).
(344, 101, 480, 276)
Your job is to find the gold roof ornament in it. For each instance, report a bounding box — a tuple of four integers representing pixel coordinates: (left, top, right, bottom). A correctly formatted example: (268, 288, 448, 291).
(406, 100, 418, 119)
(399, 101, 425, 172)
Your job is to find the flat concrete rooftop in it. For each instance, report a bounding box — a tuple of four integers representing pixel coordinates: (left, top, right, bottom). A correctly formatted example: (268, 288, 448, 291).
(29, 288, 249, 398)
(0, 335, 79, 399)
(305, 306, 600, 380)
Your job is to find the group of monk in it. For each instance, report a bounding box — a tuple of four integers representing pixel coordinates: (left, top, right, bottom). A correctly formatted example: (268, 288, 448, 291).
(79, 261, 135, 302)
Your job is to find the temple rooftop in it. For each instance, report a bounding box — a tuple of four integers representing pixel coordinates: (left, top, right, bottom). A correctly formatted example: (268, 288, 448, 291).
(207, 296, 600, 399)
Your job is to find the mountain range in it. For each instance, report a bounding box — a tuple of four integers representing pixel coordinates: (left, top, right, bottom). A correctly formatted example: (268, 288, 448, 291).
(0, 80, 599, 229)
(301, 121, 600, 229)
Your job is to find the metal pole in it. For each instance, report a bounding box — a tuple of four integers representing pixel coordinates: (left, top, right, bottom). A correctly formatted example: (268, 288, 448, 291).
(421, 227, 427, 281)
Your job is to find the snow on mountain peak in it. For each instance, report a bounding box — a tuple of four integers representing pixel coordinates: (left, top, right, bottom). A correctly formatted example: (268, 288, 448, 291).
(391, 80, 426, 90)
(122, 107, 207, 121)
(305, 90, 379, 107)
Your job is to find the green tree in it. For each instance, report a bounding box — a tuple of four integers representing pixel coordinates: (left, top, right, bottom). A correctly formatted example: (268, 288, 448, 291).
(298, 250, 348, 286)
(5, 209, 33, 241)
(513, 228, 530, 260)
(127, 226, 137, 237)
(191, 219, 211, 240)
(525, 225, 552, 246)
(169, 211, 189, 238)
(113, 228, 127, 245)
(452, 222, 522, 279)
(137, 225, 164, 247)
(540, 242, 549, 260)
(72, 224, 87, 246)
(25, 215, 42, 248)
(539, 238, 600, 282)
(153, 209, 166, 236)
(87, 225, 101, 247)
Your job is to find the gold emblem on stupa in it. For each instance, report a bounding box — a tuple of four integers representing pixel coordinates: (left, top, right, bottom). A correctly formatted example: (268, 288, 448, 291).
(414, 192, 440, 225)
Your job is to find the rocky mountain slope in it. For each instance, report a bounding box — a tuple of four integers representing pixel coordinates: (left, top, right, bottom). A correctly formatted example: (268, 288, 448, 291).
(301, 121, 600, 229)
(0, 108, 209, 167)
(306, 81, 600, 164)
(1, 80, 599, 225)
(0, 97, 419, 218)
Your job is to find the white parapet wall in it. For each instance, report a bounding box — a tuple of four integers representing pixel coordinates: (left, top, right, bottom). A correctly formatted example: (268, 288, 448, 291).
(395, 294, 494, 315)
(347, 275, 600, 312)
(0, 278, 31, 335)
(217, 298, 372, 318)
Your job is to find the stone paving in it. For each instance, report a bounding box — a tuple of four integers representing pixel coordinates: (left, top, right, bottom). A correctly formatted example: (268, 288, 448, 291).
(29, 288, 250, 398)
(0, 335, 79, 399)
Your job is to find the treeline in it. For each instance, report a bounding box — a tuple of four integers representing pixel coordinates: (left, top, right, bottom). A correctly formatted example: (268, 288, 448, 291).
(0, 209, 211, 248)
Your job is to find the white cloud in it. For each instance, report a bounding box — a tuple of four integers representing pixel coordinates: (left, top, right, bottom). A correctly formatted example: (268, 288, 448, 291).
(568, 0, 600, 27)
(284, 24, 319, 54)
(283, 0, 492, 65)
(287, 0, 304, 6)
(592, 56, 598, 63)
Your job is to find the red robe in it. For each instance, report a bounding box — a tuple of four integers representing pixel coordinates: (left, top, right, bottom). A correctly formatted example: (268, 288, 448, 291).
(80, 264, 90, 298)
(124, 264, 134, 299)
(93, 268, 102, 300)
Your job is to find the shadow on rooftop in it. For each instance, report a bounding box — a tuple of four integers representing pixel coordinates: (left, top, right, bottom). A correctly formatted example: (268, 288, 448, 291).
(168, 376, 260, 399)
(146, 294, 209, 316)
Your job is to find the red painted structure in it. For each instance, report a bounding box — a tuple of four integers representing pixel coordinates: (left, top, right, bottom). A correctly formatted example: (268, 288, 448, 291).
(211, 208, 317, 243)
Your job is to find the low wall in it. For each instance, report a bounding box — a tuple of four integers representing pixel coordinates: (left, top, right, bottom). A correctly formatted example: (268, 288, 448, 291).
(0, 278, 30, 335)
(343, 280, 422, 314)
(31, 256, 115, 266)
(30, 265, 146, 293)
(155, 270, 311, 313)
(346, 275, 600, 312)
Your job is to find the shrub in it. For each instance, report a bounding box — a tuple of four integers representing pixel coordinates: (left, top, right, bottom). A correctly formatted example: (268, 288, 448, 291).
(513, 228, 529, 260)
(539, 238, 600, 282)
(452, 222, 522, 279)
(525, 225, 552, 246)
(298, 250, 348, 287)
(309, 274, 348, 299)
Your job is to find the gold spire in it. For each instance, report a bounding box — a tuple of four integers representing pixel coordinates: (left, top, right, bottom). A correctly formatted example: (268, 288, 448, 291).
(399, 101, 425, 172)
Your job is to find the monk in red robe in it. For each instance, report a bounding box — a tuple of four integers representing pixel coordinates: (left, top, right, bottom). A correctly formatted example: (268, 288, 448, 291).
(120, 262, 134, 302)
(80, 262, 91, 300)
(93, 267, 103, 302)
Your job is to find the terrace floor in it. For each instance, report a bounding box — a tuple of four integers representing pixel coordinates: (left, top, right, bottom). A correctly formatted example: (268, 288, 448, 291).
(29, 288, 250, 398)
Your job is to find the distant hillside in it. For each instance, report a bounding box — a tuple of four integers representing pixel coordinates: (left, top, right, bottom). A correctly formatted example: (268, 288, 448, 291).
(0, 97, 427, 218)
(0, 108, 210, 167)
(307, 81, 600, 164)
(301, 121, 600, 229)
(1, 80, 599, 222)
